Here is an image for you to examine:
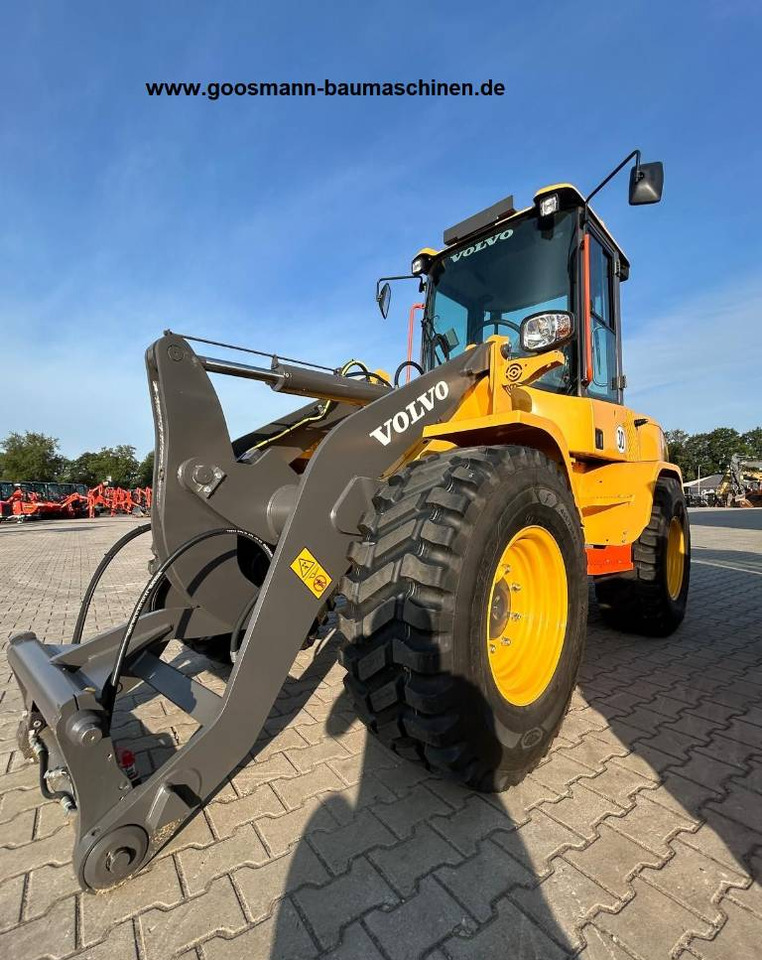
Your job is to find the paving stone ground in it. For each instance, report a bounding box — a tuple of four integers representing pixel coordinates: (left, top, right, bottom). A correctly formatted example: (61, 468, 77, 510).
(0, 509, 760, 960)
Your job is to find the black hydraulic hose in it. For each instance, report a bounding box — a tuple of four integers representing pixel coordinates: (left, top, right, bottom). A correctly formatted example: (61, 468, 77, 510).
(393, 360, 424, 387)
(35, 739, 73, 804)
(100, 526, 270, 720)
(229, 593, 260, 661)
(72, 522, 152, 644)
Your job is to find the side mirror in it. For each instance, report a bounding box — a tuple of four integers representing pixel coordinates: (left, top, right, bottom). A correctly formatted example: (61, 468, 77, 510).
(376, 282, 391, 319)
(629, 161, 664, 205)
(520, 311, 574, 353)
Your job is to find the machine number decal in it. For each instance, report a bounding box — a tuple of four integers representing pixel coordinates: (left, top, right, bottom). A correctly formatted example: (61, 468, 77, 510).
(290, 547, 333, 598)
(616, 425, 627, 453)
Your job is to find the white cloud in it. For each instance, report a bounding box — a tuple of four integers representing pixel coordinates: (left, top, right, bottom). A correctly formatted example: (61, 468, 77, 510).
(623, 275, 762, 433)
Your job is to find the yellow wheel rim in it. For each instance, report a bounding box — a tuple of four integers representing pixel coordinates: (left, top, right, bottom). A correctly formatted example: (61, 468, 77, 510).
(666, 516, 686, 600)
(485, 525, 568, 707)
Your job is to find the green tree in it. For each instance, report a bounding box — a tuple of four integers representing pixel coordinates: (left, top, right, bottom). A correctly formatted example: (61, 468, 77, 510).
(66, 446, 139, 488)
(741, 428, 762, 458)
(65, 451, 100, 487)
(664, 429, 690, 477)
(0, 431, 65, 481)
(705, 427, 745, 474)
(137, 450, 154, 487)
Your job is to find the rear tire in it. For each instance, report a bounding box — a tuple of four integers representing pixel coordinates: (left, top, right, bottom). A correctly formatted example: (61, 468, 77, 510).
(594, 475, 690, 637)
(338, 446, 587, 792)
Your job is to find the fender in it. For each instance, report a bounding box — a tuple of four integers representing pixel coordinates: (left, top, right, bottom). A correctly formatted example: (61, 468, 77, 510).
(421, 413, 681, 548)
(575, 460, 682, 546)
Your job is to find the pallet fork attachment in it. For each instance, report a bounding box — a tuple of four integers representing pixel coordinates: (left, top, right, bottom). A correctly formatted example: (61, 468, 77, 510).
(8, 333, 490, 890)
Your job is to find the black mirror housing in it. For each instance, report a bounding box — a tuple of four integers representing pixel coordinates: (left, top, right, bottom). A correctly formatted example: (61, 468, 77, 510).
(376, 282, 391, 319)
(629, 161, 664, 205)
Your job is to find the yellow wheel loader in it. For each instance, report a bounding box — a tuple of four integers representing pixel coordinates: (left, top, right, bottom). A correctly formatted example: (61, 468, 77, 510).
(8, 150, 690, 890)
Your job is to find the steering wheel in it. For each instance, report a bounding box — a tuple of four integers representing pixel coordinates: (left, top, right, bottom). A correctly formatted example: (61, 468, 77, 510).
(481, 319, 521, 337)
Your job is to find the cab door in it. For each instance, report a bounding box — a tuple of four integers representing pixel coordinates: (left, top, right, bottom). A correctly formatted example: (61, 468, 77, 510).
(585, 226, 624, 403)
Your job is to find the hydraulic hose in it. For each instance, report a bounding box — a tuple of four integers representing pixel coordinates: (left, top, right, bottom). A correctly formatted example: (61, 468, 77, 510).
(72, 522, 152, 644)
(34, 739, 75, 808)
(229, 592, 261, 662)
(100, 526, 270, 720)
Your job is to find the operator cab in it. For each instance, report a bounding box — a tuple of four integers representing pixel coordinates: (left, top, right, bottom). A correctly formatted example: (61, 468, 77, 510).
(421, 185, 629, 403)
(378, 152, 663, 405)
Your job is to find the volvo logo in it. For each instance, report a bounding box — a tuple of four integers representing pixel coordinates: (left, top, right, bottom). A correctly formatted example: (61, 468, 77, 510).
(449, 229, 513, 263)
(369, 381, 450, 446)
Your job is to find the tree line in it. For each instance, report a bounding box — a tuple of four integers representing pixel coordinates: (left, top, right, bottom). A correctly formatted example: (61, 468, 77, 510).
(664, 427, 762, 481)
(2, 426, 760, 490)
(0, 432, 154, 489)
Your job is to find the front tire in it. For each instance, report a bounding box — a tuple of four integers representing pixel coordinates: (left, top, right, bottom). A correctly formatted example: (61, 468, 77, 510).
(339, 446, 587, 792)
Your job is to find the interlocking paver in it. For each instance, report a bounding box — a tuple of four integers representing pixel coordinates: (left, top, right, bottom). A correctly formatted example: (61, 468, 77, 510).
(319, 921, 386, 960)
(492, 808, 587, 877)
(308, 808, 396, 873)
(24, 861, 79, 922)
(273, 764, 345, 810)
(687, 899, 762, 959)
(596, 875, 713, 957)
(81, 854, 183, 944)
(639, 839, 748, 924)
(512, 858, 617, 951)
(436, 838, 534, 922)
(179, 823, 269, 895)
(233, 842, 329, 923)
(0, 873, 24, 932)
(292, 856, 397, 950)
(564, 822, 663, 898)
(604, 791, 695, 856)
(139, 875, 247, 959)
(370, 822, 463, 896)
(203, 897, 318, 960)
(541, 781, 626, 842)
(1, 510, 760, 959)
(256, 795, 338, 856)
(374, 783, 454, 839)
(364, 875, 467, 960)
(577, 924, 637, 959)
(206, 783, 285, 838)
(441, 897, 569, 960)
(0, 893, 76, 960)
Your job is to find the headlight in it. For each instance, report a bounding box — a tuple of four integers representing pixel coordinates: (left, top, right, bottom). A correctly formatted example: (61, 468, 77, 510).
(538, 193, 559, 218)
(520, 311, 574, 353)
(411, 253, 432, 276)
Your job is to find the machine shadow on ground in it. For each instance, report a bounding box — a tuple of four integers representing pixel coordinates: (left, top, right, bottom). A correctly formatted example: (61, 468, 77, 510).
(265, 554, 760, 959)
(268, 643, 579, 958)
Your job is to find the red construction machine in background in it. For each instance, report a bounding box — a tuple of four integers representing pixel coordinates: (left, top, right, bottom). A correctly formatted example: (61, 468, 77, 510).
(1, 481, 152, 522)
(0, 482, 89, 521)
(86, 483, 152, 518)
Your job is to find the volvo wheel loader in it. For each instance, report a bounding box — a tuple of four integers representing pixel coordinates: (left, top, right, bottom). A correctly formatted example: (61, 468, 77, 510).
(7, 150, 690, 891)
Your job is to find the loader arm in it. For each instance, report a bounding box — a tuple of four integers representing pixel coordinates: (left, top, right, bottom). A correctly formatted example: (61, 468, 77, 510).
(8, 334, 490, 891)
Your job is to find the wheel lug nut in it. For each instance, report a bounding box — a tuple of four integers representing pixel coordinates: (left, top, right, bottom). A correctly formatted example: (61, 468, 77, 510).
(502, 637, 511, 646)
(489, 643, 496, 654)
(510, 583, 521, 591)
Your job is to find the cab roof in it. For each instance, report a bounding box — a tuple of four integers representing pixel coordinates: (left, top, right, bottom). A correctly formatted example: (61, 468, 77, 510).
(416, 182, 630, 272)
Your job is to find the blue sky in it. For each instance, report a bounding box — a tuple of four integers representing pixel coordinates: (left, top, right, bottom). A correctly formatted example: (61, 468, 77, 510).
(1, 0, 760, 457)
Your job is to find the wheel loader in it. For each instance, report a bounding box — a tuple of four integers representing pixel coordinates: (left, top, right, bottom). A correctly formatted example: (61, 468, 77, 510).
(7, 150, 690, 891)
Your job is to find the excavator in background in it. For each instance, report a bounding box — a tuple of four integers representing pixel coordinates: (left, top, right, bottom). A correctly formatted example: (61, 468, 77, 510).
(716, 454, 762, 507)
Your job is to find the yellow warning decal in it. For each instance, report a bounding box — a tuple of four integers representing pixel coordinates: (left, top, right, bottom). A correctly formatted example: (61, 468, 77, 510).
(290, 547, 333, 598)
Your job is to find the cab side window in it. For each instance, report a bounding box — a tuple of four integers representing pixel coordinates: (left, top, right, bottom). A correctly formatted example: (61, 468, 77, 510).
(587, 235, 618, 402)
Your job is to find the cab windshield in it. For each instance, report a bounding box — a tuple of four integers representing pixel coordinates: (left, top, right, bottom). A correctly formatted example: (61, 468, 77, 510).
(424, 209, 577, 392)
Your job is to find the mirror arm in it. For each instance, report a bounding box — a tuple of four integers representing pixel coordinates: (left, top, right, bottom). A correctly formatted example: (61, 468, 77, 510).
(583, 148, 642, 219)
(375, 274, 422, 300)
